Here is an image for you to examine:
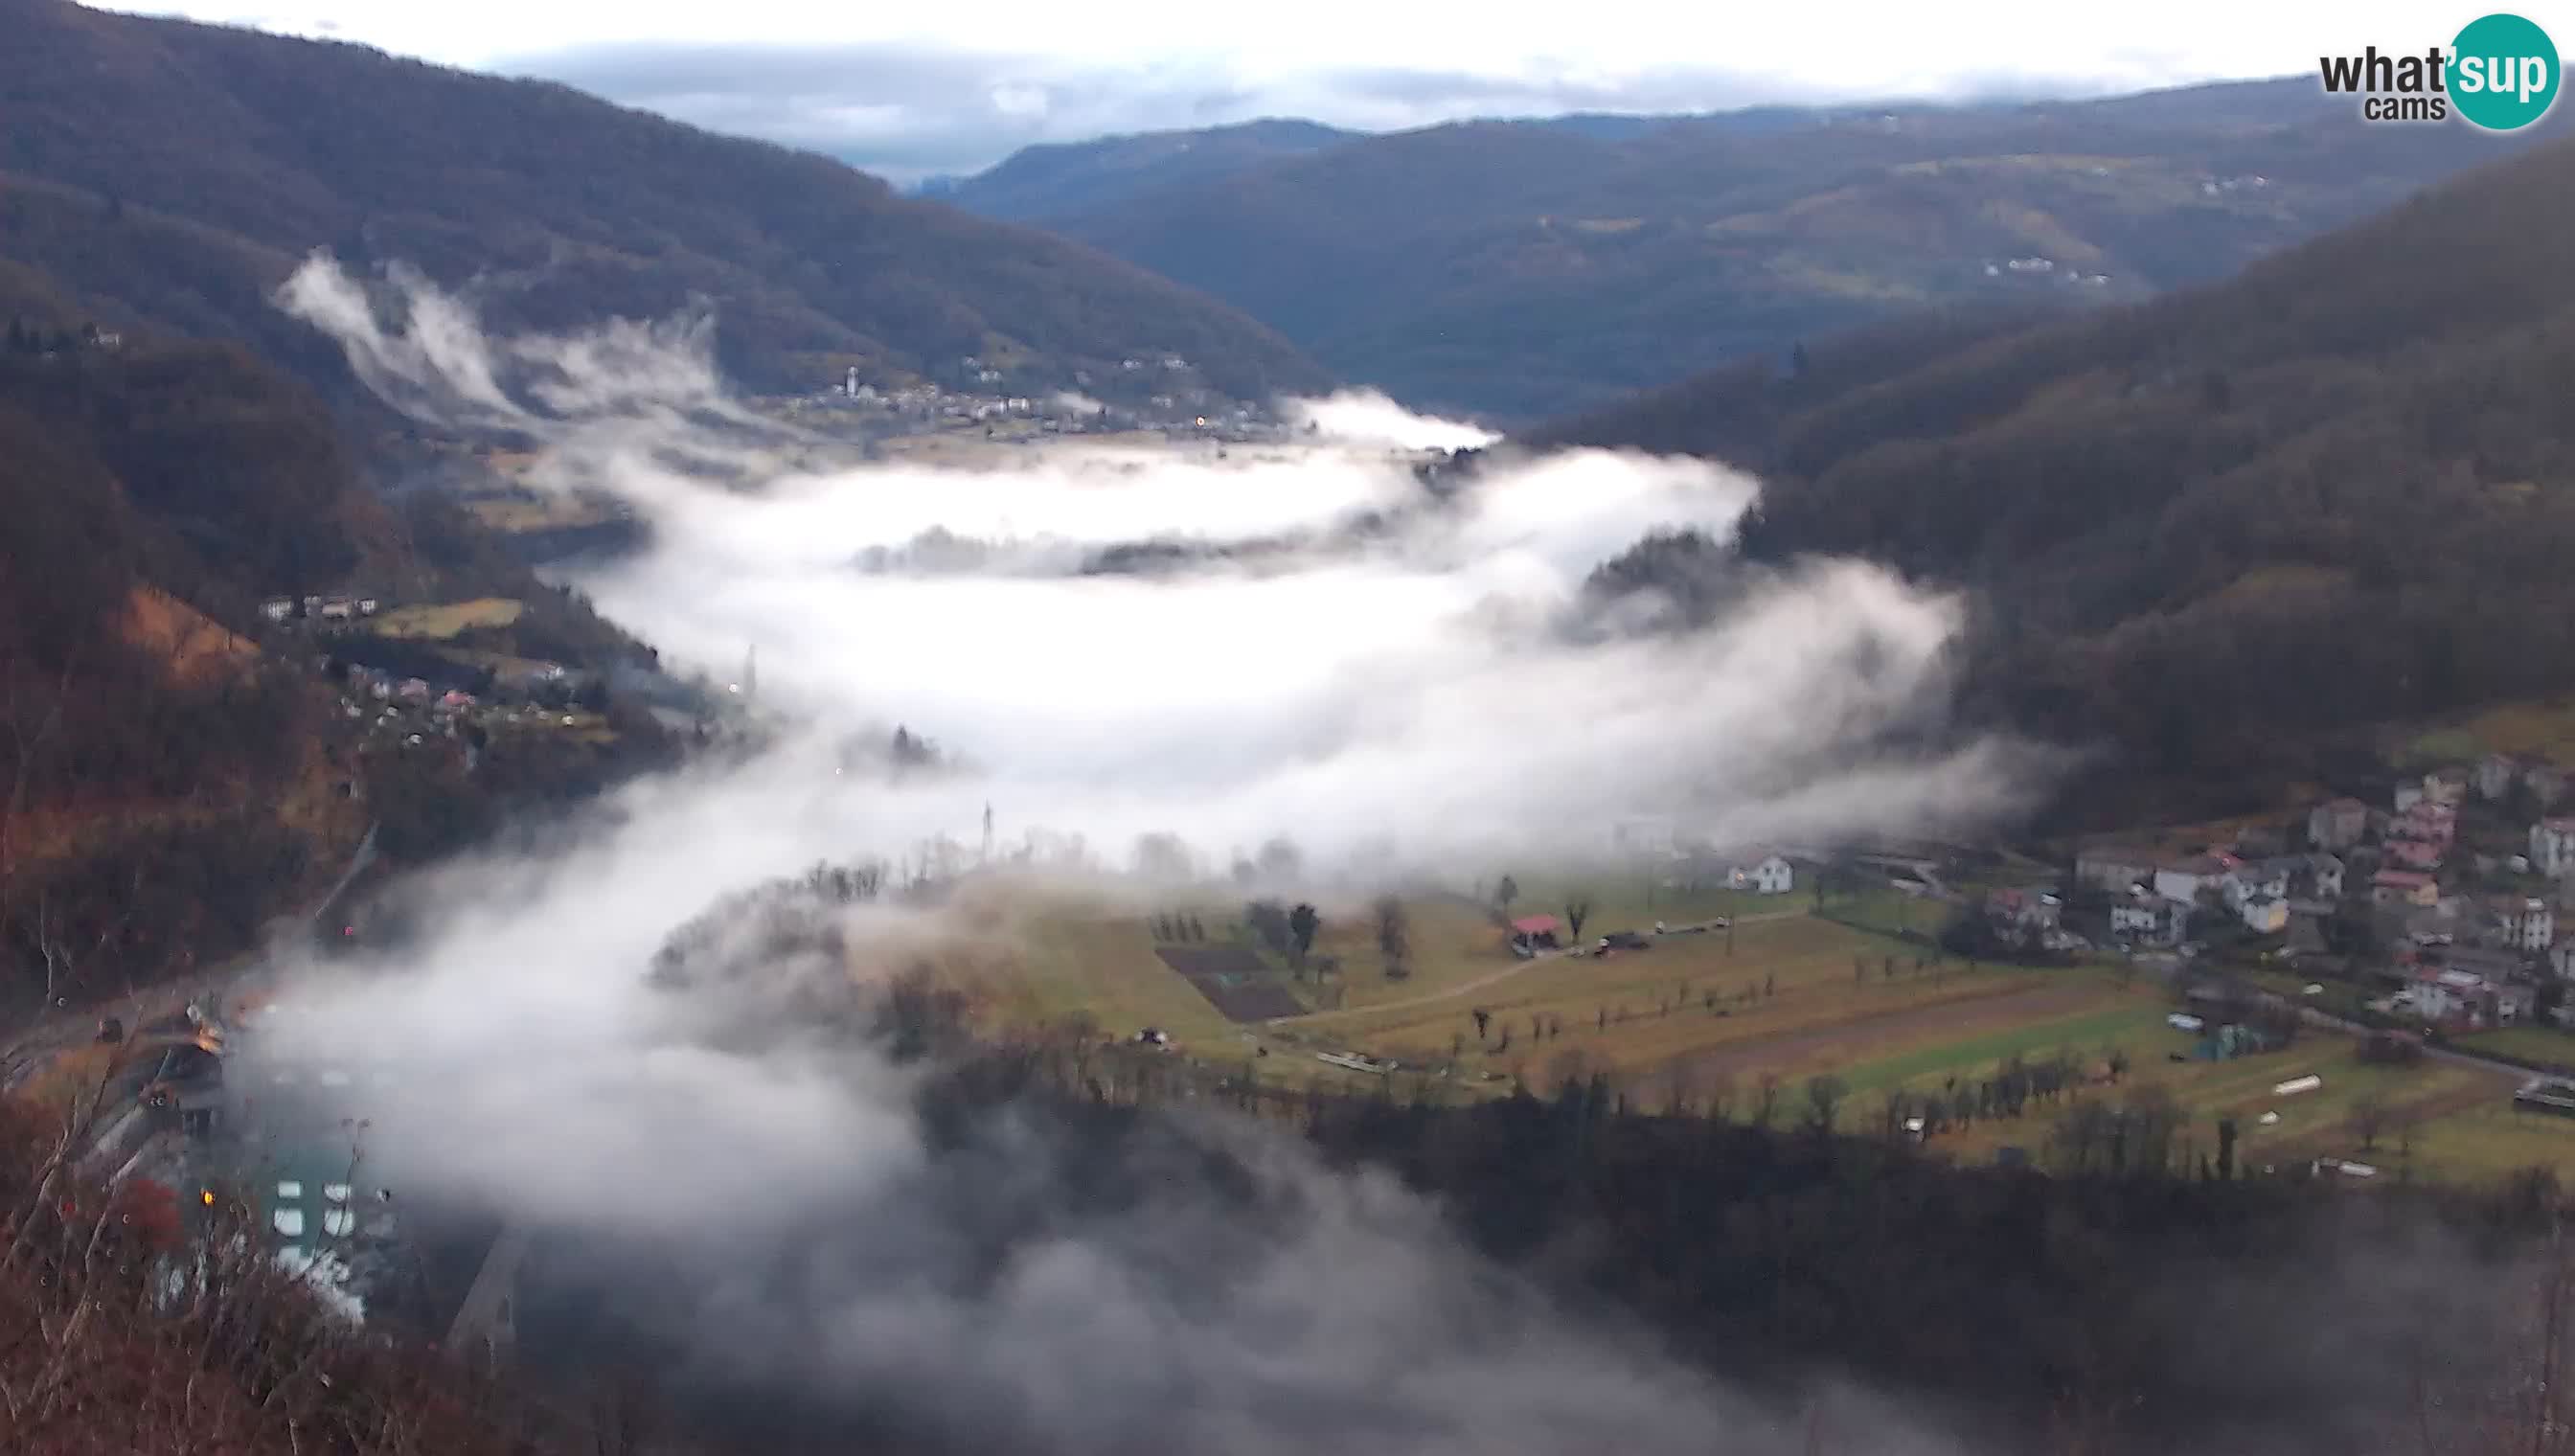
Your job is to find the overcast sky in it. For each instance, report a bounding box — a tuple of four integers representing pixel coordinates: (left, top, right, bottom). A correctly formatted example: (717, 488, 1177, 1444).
(122, 2, 2460, 182)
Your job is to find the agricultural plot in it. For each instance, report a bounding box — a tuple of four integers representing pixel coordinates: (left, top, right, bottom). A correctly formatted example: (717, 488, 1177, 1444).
(2455, 1025, 2575, 1075)
(1864, 1019, 2516, 1173)
(967, 886, 2570, 1188)
(1330, 912, 2057, 1087)
(991, 914, 1248, 1046)
(1153, 944, 1305, 1022)
(370, 598, 524, 641)
(2395, 1101, 2575, 1185)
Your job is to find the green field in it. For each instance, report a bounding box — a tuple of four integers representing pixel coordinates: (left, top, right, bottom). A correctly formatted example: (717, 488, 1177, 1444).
(370, 598, 524, 641)
(2455, 1024, 2575, 1074)
(2396, 1101, 2575, 1184)
(960, 880, 2559, 1186)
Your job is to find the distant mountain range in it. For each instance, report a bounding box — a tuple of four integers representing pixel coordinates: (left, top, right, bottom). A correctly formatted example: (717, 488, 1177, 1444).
(915, 119, 1362, 221)
(938, 81, 2559, 419)
(0, 0, 1329, 405)
(1535, 134, 2575, 824)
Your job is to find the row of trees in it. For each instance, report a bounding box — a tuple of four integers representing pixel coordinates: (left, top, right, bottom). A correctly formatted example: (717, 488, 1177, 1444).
(911, 1005, 2575, 1456)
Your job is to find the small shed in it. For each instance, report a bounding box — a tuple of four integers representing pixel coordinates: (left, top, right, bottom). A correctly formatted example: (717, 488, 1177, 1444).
(1508, 915, 1561, 954)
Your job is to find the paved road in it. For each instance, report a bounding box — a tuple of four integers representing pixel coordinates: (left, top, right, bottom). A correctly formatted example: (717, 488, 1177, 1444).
(3, 823, 377, 1088)
(1273, 909, 1808, 1026)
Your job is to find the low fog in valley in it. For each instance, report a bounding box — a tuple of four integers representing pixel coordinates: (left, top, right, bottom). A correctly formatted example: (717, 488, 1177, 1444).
(239, 255, 2078, 1451)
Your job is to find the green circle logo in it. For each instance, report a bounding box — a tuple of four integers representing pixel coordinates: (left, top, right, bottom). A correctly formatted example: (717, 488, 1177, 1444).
(2450, 12, 2560, 130)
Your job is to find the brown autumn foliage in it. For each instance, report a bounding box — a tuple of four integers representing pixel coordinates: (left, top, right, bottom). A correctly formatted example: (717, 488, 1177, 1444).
(0, 329, 386, 1014)
(0, 1091, 591, 1455)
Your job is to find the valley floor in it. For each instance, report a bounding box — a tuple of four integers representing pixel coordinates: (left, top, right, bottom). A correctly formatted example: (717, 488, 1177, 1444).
(968, 880, 2575, 1190)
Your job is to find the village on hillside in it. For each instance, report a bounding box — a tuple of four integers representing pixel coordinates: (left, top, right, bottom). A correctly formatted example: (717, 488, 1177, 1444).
(2067, 755, 2575, 1039)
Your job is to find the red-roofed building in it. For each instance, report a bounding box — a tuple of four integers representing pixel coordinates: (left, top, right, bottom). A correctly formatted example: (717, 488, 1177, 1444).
(2384, 836, 2445, 872)
(1508, 916, 1561, 953)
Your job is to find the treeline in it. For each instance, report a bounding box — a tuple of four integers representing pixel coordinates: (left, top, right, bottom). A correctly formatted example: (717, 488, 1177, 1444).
(0, 314, 672, 1009)
(1548, 136, 2575, 824)
(877, 1009, 2569, 1456)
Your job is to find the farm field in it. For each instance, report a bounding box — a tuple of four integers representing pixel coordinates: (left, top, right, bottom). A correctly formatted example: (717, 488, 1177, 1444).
(1865, 1018, 2517, 1174)
(2404, 696, 2575, 769)
(986, 910, 1265, 1047)
(370, 598, 524, 641)
(2454, 1024, 2575, 1074)
(2394, 1101, 2575, 1184)
(1294, 907, 2055, 1091)
(963, 880, 2565, 1185)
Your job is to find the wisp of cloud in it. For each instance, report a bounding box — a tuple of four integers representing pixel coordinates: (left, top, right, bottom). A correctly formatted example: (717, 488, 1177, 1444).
(260, 256, 2049, 1452)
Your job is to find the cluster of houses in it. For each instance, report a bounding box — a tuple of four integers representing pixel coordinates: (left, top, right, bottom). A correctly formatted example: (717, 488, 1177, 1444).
(260, 592, 381, 626)
(2079, 754, 2575, 1033)
(766, 355, 1296, 446)
(332, 659, 598, 756)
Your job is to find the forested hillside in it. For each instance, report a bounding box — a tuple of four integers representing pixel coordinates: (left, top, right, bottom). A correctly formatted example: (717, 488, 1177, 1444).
(0, 264, 670, 1012)
(1538, 135, 2575, 823)
(0, 0, 1328, 404)
(1016, 80, 2551, 418)
(0, 321, 381, 1012)
(925, 118, 1359, 222)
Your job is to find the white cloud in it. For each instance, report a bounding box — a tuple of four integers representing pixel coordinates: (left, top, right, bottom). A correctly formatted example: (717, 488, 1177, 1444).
(278, 254, 2046, 876)
(1285, 388, 1500, 451)
(112, 2, 2439, 178)
(252, 259, 2051, 1444)
(125, 0, 2420, 94)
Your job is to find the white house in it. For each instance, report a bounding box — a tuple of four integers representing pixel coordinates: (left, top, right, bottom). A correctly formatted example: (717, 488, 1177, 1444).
(2396, 782, 2427, 813)
(2109, 892, 2187, 944)
(2405, 969, 2525, 1027)
(2493, 897, 2558, 952)
(1733, 855, 1795, 895)
(2222, 860, 2292, 909)
(2237, 894, 2290, 935)
(2425, 766, 2472, 807)
(2154, 855, 2229, 904)
(2531, 819, 2575, 878)
(2479, 754, 2523, 801)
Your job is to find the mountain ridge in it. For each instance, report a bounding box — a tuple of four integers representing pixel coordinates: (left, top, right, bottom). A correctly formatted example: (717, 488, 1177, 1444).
(1536, 133, 2575, 823)
(0, 0, 1331, 404)
(954, 78, 2556, 417)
